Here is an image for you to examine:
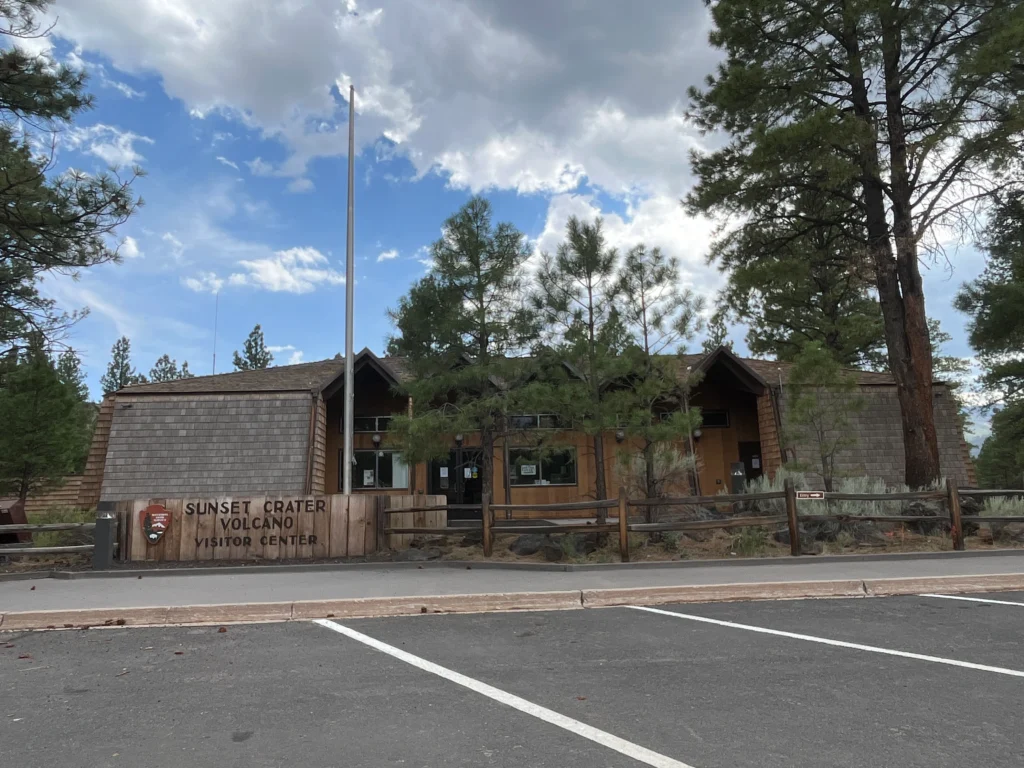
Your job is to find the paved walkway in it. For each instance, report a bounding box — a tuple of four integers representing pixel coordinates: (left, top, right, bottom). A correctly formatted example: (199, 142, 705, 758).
(3, 552, 1024, 613)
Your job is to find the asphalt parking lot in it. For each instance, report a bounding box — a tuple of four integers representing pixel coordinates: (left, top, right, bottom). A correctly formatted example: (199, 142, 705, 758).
(3, 592, 1024, 768)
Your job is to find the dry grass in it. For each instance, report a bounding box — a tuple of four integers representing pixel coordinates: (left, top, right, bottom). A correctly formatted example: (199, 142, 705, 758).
(0, 506, 94, 572)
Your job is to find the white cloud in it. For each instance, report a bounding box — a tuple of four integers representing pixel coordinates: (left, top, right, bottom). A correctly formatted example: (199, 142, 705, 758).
(65, 124, 154, 166)
(216, 156, 240, 170)
(533, 193, 720, 294)
(228, 247, 345, 293)
(44, 1, 714, 197)
(105, 79, 144, 99)
(268, 345, 305, 365)
(162, 232, 185, 259)
(65, 46, 145, 98)
(182, 271, 224, 294)
(120, 235, 142, 259)
(287, 178, 314, 193)
(246, 157, 275, 176)
(376, 248, 399, 262)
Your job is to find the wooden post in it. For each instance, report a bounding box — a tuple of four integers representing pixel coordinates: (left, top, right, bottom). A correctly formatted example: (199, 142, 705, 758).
(481, 492, 492, 557)
(618, 486, 630, 563)
(784, 478, 800, 557)
(947, 478, 965, 551)
(375, 496, 387, 553)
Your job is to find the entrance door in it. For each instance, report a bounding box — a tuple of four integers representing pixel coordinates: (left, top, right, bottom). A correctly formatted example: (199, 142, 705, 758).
(428, 449, 484, 519)
(738, 441, 764, 482)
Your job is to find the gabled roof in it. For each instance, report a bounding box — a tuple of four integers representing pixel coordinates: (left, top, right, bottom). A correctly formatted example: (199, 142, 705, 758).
(692, 346, 769, 394)
(117, 349, 410, 396)
(678, 348, 903, 387)
(115, 344, 912, 397)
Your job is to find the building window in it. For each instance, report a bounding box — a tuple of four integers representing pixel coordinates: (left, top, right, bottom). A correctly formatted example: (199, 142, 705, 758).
(700, 409, 730, 428)
(348, 450, 409, 490)
(349, 415, 393, 433)
(509, 414, 565, 430)
(508, 447, 578, 486)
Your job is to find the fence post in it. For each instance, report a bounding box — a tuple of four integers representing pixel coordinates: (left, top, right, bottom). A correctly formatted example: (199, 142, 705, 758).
(784, 478, 801, 557)
(376, 496, 388, 553)
(947, 478, 965, 551)
(92, 511, 115, 570)
(618, 486, 630, 563)
(481, 492, 492, 557)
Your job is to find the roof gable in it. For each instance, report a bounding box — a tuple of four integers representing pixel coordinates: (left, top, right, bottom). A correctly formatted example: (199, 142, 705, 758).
(117, 350, 409, 396)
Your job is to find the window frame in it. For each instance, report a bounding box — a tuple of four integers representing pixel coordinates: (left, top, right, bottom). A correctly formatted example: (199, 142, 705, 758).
(700, 409, 730, 428)
(346, 415, 393, 434)
(507, 445, 579, 487)
(346, 449, 409, 490)
(508, 413, 566, 431)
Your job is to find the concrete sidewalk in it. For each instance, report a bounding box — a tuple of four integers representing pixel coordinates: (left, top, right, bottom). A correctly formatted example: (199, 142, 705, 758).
(3, 552, 1024, 616)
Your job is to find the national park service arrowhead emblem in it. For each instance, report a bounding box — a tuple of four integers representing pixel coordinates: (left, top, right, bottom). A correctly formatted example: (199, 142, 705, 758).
(140, 504, 172, 544)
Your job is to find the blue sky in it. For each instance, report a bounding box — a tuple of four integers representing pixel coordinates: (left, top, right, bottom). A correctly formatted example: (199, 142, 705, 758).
(19, 1, 990, 443)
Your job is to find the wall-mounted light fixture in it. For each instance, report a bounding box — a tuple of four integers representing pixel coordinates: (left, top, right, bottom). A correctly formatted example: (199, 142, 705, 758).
(693, 428, 703, 440)
(615, 429, 626, 443)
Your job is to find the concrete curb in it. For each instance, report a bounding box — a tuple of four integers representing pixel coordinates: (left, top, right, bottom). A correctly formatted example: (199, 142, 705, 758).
(0, 591, 584, 631)
(582, 579, 868, 607)
(4, 572, 1024, 631)
(862, 573, 1024, 596)
(5, 547, 1024, 582)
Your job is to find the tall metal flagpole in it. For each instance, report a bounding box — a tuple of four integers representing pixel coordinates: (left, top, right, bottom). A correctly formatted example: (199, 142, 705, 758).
(343, 85, 356, 495)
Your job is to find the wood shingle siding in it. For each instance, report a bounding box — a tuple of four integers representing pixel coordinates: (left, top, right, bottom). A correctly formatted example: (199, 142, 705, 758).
(77, 397, 115, 509)
(756, 394, 783, 480)
(99, 392, 314, 501)
(310, 394, 328, 494)
(778, 384, 972, 488)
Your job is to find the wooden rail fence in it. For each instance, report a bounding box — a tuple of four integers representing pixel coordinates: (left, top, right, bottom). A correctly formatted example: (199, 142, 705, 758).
(394, 480, 1024, 562)
(0, 519, 115, 564)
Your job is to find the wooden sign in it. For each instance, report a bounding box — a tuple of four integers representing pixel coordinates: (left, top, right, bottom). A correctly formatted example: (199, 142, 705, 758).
(796, 491, 826, 500)
(116, 494, 383, 562)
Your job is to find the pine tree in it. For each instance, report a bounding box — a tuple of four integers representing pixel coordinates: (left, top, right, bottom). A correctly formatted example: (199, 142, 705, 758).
(0, 1, 142, 356)
(531, 216, 626, 503)
(929, 319, 974, 435)
(956, 192, 1024, 404)
(686, 0, 1024, 488)
(387, 196, 538, 502)
(701, 314, 732, 355)
(0, 336, 90, 500)
(100, 336, 145, 394)
(709, 191, 886, 368)
(54, 347, 93, 473)
(56, 348, 89, 402)
(975, 403, 1024, 489)
(785, 342, 865, 492)
(232, 324, 274, 370)
(610, 245, 705, 503)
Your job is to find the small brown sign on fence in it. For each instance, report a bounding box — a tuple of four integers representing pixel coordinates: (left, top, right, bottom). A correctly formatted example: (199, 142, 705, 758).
(796, 491, 826, 500)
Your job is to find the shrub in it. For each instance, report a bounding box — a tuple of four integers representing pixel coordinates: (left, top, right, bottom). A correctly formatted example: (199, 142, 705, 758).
(984, 496, 1024, 517)
(730, 526, 772, 557)
(27, 506, 93, 548)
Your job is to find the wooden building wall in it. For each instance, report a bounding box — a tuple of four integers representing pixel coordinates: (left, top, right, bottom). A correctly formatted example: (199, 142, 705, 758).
(324, 366, 414, 495)
(689, 387, 761, 493)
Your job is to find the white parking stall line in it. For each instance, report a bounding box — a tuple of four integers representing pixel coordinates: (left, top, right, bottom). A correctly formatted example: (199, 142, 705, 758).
(920, 593, 1024, 608)
(629, 605, 1024, 679)
(313, 618, 696, 768)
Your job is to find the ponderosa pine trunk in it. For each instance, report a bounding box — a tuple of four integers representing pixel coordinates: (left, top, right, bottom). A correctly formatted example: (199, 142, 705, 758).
(843, 3, 941, 489)
(593, 431, 608, 524)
